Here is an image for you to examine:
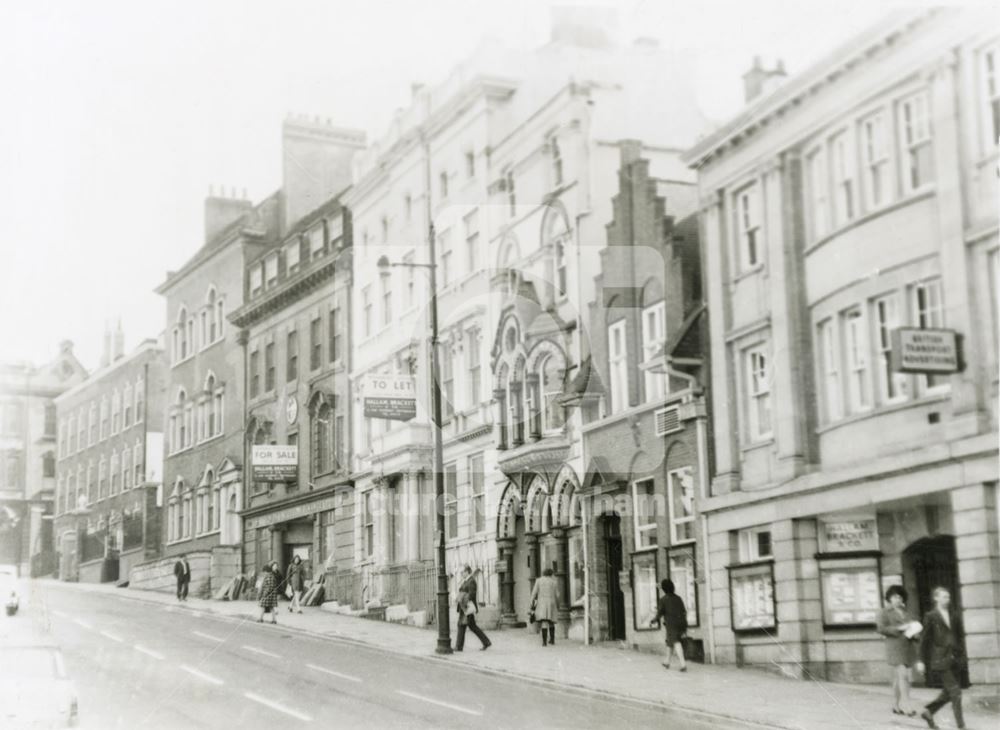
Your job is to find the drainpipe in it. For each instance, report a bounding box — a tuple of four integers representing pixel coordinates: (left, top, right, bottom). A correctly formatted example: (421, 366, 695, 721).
(238, 328, 249, 576)
(697, 416, 715, 664)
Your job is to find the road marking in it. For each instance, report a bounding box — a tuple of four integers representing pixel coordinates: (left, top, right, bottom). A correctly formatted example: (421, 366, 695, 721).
(244, 692, 312, 722)
(241, 644, 280, 659)
(134, 645, 164, 660)
(100, 630, 124, 643)
(179, 665, 224, 686)
(51, 610, 69, 619)
(72, 618, 92, 630)
(306, 663, 362, 683)
(192, 630, 224, 643)
(395, 690, 483, 716)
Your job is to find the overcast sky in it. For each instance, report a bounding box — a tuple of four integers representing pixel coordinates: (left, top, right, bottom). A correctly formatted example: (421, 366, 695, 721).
(1, 0, 946, 370)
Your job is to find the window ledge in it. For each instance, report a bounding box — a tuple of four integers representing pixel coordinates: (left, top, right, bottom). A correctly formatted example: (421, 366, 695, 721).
(815, 392, 950, 435)
(740, 438, 774, 455)
(171, 355, 196, 369)
(805, 187, 936, 256)
(731, 264, 765, 286)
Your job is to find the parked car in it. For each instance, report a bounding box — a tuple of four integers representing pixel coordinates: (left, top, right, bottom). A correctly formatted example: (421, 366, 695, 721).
(0, 641, 79, 727)
(0, 565, 18, 616)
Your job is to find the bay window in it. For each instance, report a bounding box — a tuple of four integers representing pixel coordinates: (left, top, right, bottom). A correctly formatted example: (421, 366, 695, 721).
(874, 293, 907, 404)
(830, 130, 855, 225)
(807, 147, 828, 239)
(861, 111, 890, 209)
(818, 318, 842, 422)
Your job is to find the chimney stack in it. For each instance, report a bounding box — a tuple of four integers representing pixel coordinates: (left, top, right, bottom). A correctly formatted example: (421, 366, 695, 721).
(113, 319, 125, 361)
(742, 56, 788, 103)
(100, 322, 111, 368)
(204, 186, 252, 243)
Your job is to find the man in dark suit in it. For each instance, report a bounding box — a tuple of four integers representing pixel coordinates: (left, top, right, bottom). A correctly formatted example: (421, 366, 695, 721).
(917, 586, 966, 729)
(454, 565, 491, 652)
(173, 554, 191, 602)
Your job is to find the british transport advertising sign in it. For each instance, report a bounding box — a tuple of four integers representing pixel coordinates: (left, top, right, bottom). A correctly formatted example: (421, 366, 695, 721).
(890, 327, 962, 374)
(364, 374, 417, 422)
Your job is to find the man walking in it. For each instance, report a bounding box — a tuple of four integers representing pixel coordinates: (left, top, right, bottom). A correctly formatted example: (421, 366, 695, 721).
(654, 579, 688, 671)
(917, 586, 966, 729)
(173, 554, 191, 602)
(454, 565, 491, 652)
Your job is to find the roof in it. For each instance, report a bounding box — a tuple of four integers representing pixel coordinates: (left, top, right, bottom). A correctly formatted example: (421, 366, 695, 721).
(682, 8, 937, 168)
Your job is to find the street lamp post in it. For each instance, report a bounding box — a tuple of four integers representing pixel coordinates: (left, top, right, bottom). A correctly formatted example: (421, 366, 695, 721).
(377, 248, 452, 655)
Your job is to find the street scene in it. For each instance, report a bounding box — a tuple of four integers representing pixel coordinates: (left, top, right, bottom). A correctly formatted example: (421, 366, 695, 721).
(1, 1, 999, 728)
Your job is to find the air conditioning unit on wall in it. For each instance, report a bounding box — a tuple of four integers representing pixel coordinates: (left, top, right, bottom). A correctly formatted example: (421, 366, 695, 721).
(654, 405, 682, 436)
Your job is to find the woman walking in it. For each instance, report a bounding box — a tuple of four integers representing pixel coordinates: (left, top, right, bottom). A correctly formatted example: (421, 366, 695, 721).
(876, 585, 919, 717)
(530, 568, 560, 647)
(655, 579, 688, 671)
(286, 555, 305, 614)
(257, 561, 279, 624)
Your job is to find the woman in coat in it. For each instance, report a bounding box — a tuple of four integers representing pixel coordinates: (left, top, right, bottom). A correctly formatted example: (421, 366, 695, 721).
(530, 568, 560, 646)
(654, 579, 688, 671)
(876, 585, 919, 717)
(286, 555, 305, 614)
(257, 561, 279, 624)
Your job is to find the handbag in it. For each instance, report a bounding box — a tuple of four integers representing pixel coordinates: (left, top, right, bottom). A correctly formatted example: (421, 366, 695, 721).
(285, 583, 293, 599)
(464, 602, 477, 617)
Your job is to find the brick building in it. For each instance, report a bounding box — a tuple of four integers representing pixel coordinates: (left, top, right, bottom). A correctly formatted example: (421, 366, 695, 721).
(53, 332, 166, 583)
(577, 142, 705, 650)
(0, 341, 86, 576)
(684, 8, 999, 683)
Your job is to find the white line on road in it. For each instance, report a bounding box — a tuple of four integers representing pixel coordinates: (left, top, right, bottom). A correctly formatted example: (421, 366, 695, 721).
(395, 690, 483, 716)
(51, 610, 69, 619)
(180, 665, 224, 686)
(192, 630, 224, 643)
(72, 618, 93, 630)
(305, 663, 362, 683)
(134, 645, 164, 660)
(244, 692, 312, 722)
(100, 630, 124, 643)
(241, 644, 280, 659)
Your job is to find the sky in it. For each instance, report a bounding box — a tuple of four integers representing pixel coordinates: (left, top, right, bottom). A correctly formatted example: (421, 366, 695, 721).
(0, 0, 951, 370)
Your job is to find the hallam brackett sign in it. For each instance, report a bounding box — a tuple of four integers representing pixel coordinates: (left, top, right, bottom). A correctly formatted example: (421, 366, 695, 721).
(364, 374, 417, 422)
(252, 445, 298, 482)
(890, 327, 962, 374)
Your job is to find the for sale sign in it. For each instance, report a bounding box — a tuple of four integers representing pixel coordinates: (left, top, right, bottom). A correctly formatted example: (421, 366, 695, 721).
(364, 374, 417, 422)
(252, 445, 298, 482)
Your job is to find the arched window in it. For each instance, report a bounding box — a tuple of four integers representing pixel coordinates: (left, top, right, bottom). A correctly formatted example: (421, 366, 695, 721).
(98, 457, 107, 500)
(205, 468, 215, 532)
(123, 383, 133, 428)
(134, 376, 144, 423)
(172, 388, 187, 452)
(542, 205, 570, 299)
(109, 450, 119, 495)
(99, 396, 109, 439)
(176, 480, 185, 540)
(313, 400, 333, 475)
(111, 389, 121, 433)
(122, 449, 132, 489)
(539, 354, 565, 433)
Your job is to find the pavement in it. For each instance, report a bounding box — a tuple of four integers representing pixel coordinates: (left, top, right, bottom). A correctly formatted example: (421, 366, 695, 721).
(24, 578, 1000, 730)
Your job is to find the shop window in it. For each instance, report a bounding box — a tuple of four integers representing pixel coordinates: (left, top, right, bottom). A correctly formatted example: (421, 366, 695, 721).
(632, 551, 659, 631)
(667, 546, 699, 628)
(818, 556, 881, 628)
(728, 561, 776, 632)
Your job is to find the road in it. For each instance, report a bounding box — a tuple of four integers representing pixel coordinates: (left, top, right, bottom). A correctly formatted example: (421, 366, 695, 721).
(19, 581, 749, 729)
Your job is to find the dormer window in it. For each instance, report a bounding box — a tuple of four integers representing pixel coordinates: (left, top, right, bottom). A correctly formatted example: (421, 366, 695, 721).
(264, 253, 278, 289)
(250, 265, 263, 297)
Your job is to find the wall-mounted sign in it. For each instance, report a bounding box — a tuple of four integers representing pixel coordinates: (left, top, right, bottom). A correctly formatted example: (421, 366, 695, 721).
(819, 517, 878, 553)
(890, 328, 962, 374)
(252, 445, 298, 482)
(364, 374, 417, 422)
(245, 494, 338, 529)
(819, 556, 881, 627)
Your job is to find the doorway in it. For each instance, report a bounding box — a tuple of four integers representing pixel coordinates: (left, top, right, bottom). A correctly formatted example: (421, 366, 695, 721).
(603, 514, 626, 641)
(903, 535, 968, 687)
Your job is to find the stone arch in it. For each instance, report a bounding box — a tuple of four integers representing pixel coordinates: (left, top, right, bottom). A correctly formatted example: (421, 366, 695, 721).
(640, 276, 664, 308)
(524, 474, 550, 534)
(525, 338, 567, 374)
(550, 465, 581, 527)
(540, 199, 571, 246)
(496, 481, 523, 539)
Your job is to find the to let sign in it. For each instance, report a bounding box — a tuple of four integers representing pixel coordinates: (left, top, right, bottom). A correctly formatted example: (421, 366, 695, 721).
(364, 374, 417, 422)
(252, 445, 298, 482)
(890, 328, 961, 374)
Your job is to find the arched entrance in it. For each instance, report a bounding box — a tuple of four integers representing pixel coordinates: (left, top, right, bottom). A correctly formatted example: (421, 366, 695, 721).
(903, 535, 968, 687)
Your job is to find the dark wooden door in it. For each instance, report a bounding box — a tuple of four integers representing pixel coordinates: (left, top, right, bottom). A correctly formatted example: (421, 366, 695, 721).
(905, 535, 968, 687)
(604, 515, 626, 640)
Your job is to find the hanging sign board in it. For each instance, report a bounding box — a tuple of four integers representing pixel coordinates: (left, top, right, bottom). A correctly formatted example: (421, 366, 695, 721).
(890, 328, 961, 374)
(364, 374, 417, 421)
(252, 445, 298, 482)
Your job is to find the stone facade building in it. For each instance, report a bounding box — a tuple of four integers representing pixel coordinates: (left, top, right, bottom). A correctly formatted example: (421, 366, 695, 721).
(53, 333, 166, 583)
(684, 8, 999, 683)
(229, 193, 355, 590)
(0, 341, 85, 576)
